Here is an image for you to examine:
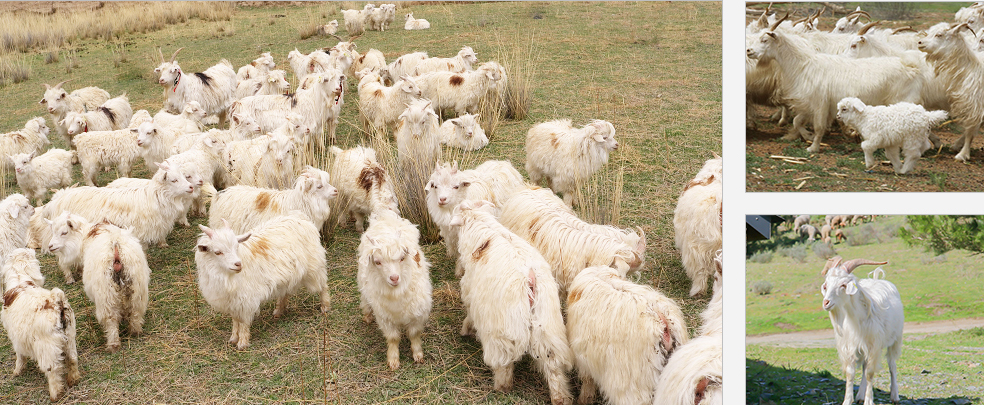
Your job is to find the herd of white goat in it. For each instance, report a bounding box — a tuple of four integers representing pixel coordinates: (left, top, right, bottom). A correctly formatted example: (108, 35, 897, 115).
(746, 3, 984, 174)
(0, 3, 722, 404)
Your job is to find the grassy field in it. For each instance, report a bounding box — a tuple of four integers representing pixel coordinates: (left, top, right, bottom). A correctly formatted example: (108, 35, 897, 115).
(0, 2, 722, 403)
(747, 327, 984, 405)
(746, 216, 984, 336)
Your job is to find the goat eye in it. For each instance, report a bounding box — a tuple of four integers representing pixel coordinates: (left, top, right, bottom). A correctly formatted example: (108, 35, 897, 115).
(374, 260, 381, 266)
(61, 231, 68, 236)
(215, 251, 223, 256)
(452, 185, 459, 190)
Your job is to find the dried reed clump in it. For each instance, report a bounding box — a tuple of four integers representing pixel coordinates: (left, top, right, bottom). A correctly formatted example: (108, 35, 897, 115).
(489, 30, 539, 121)
(0, 2, 235, 54)
(63, 49, 79, 74)
(0, 53, 31, 86)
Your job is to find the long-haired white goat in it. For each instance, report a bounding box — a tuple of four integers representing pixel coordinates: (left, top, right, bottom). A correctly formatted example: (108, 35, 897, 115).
(835, 97, 946, 174)
(820, 256, 903, 405)
(566, 265, 689, 405)
(154, 48, 237, 127)
(449, 200, 573, 405)
(46, 213, 150, 352)
(357, 209, 432, 370)
(673, 155, 722, 296)
(746, 14, 924, 154)
(525, 119, 618, 206)
(1, 248, 80, 402)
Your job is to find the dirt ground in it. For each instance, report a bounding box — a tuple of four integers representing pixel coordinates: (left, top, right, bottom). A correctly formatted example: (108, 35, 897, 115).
(745, 8, 984, 192)
(746, 318, 984, 348)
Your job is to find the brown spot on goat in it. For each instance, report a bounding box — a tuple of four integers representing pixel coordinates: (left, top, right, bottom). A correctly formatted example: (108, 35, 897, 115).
(3, 281, 36, 307)
(255, 192, 273, 211)
(471, 239, 491, 262)
(41, 299, 54, 310)
(358, 164, 385, 192)
(527, 216, 543, 241)
(373, 89, 383, 98)
(413, 251, 421, 264)
(250, 236, 272, 259)
(694, 377, 710, 405)
(550, 133, 559, 148)
(567, 286, 583, 306)
(449, 75, 464, 86)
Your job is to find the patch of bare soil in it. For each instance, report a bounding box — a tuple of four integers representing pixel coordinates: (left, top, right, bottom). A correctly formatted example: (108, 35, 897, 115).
(747, 318, 984, 348)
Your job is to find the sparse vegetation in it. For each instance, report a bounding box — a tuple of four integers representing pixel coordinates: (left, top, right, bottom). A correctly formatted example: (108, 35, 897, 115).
(751, 280, 773, 295)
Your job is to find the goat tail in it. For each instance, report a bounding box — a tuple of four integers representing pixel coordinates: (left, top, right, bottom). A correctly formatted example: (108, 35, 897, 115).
(867, 266, 886, 280)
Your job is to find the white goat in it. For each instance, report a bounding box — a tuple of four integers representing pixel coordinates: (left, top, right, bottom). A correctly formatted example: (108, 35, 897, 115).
(918, 23, 984, 162)
(11, 149, 75, 206)
(38, 81, 110, 147)
(440, 113, 488, 151)
(425, 160, 526, 275)
(0, 194, 35, 270)
(405, 12, 430, 30)
(673, 155, 722, 296)
(329, 145, 399, 232)
(413, 46, 479, 76)
(107, 160, 203, 228)
(385, 52, 429, 84)
(37, 160, 195, 248)
(1, 248, 80, 402)
(820, 257, 903, 405)
(154, 48, 237, 126)
(153, 100, 208, 135)
(46, 213, 150, 352)
(73, 127, 142, 186)
(417, 62, 505, 116)
(352, 49, 387, 75)
(231, 71, 345, 136)
(2, 117, 51, 171)
(236, 52, 276, 82)
(195, 214, 330, 349)
(61, 93, 133, 137)
(209, 167, 337, 233)
(221, 132, 297, 189)
(358, 72, 423, 133)
(449, 200, 573, 405)
(235, 69, 290, 99)
(341, 8, 366, 35)
(525, 119, 618, 206)
(836, 97, 947, 174)
(746, 15, 924, 153)
(357, 209, 432, 370)
(566, 265, 689, 405)
(498, 187, 646, 292)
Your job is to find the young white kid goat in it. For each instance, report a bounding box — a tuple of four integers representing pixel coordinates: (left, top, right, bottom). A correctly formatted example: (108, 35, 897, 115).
(836, 97, 947, 175)
(357, 209, 432, 370)
(1, 248, 80, 402)
(820, 256, 903, 405)
(525, 119, 618, 206)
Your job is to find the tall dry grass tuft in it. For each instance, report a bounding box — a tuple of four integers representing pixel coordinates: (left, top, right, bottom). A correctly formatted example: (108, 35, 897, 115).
(0, 2, 234, 54)
(112, 42, 129, 68)
(489, 30, 540, 122)
(0, 53, 31, 87)
(573, 99, 628, 226)
(63, 49, 79, 74)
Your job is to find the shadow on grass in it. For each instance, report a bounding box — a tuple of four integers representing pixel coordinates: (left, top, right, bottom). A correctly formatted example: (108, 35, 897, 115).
(746, 359, 980, 405)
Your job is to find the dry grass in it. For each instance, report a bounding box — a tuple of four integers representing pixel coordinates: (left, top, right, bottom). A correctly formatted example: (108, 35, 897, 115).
(0, 2, 233, 54)
(0, 52, 30, 86)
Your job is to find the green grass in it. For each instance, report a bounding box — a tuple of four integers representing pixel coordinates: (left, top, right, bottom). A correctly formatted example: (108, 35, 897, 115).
(747, 328, 984, 405)
(0, 2, 721, 403)
(746, 217, 984, 336)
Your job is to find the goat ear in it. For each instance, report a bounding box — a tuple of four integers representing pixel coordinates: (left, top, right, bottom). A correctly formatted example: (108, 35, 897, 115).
(7, 202, 20, 218)
(844, 281, 858, 295)
(451, 118, 462, 127)
(44, 218, 54, 226)
(197, 244, 209, 252)
(592, 132, 606, 142)
(236, 232, 252, 243)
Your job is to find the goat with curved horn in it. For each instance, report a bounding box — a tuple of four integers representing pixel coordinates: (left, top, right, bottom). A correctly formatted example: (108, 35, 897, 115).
(169, 47, 184, 63)
(769, 12, 789, 31)
(891, 26, 915, 35)
(857, 21, 880, 35)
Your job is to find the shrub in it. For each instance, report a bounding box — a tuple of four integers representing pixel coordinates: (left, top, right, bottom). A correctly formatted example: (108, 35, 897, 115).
(749, 251, 773, 264)
(776, 243, 807, 263)
(751, 280, 773, 296)
(812, 242, 836, 260)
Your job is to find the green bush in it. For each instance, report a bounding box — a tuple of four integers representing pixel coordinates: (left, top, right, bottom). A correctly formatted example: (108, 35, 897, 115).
(749, 251, 773, 264)
(812, 242, 836, 260)
(751, 280, 773, 295)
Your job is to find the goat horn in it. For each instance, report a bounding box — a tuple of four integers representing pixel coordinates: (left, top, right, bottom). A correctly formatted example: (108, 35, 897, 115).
(158, 47, 164, 63)
(169, 47, 184, 63)
(53, 79, 72, 89)
(811, 7, 824, 20)
(792, 17, 808, 27)
(891, 26, 915, 35)
(857, 21, 880, 35)
(842, 259, 888, 274)
(820, 256, 843, 276)
(769, 11, 789, 31)
(956, 23, 976, 36)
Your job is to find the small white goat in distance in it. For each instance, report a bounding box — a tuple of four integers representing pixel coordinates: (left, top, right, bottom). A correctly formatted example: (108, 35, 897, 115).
(820, 256, 903, 405)
(154, 48, 237, 127)
(836, 97, 947, 174)
(404, 12, 430, 30)
(1, 248, 80, 402)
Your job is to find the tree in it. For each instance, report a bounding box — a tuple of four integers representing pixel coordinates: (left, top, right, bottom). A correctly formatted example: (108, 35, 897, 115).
(899, 216, 984, 255)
